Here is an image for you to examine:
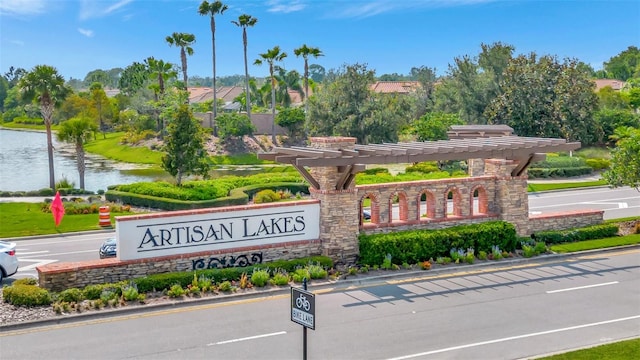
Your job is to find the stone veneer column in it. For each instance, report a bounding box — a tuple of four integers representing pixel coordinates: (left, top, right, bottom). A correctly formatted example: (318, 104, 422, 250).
(308, 137, 360, 266)
(484, 159, 530, 236)
(468, 158, 485, 176)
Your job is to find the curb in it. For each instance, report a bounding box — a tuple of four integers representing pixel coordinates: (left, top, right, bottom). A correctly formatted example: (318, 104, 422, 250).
(2, 245, 637, 332)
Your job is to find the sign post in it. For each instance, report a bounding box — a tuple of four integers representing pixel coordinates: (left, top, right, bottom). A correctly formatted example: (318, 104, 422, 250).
(291, 278, 315, 359)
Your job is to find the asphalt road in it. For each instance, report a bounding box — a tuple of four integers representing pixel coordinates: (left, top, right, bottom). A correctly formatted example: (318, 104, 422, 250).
(528, 186, 639, 220)
(2, 248, 639, 360)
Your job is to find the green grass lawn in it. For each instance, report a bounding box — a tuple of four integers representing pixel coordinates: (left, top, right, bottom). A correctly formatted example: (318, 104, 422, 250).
(527, 180, 608, 192)
(549, 234, 640, 253)
(537, 337, 640, 360)
(0, 202, 132, 238)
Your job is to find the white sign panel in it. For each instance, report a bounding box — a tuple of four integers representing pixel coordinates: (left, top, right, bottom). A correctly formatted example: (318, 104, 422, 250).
(115, 202, 320, 261)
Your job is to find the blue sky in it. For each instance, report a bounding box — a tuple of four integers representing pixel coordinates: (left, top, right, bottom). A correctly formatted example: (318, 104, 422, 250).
(1, 0, 639, 82)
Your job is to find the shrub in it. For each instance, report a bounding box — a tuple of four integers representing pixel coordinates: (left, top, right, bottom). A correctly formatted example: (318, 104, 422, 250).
(307, 263, 328, 279)
(12, 278, 38, 286)
(251, 269, 271, 287)
(3, 284, 52, 307)
(535, 224, 619, 244)
(218, 281, 233, 292)
(167, 284, 185, 298)
(57, 288, 83, 303)
(253, 189, 280, 204)
(292, 268, 311, 283)
(122, 284, 140, 301)
(269, 271, 290, 286)
(82, 285, 105, 300)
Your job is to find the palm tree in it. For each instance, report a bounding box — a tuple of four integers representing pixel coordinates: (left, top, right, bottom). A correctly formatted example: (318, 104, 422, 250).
(198, 1, 228, 125)
(165, 32, 196, 94)
(56, 117, 97, 190)
(18, 65, 70, 189)
(254, 46, 287, 144)
(275, 67, 304, 107)
(145, 57, 178, 134)
(232, 14, 258, 119)
(293, 44, 323, 114)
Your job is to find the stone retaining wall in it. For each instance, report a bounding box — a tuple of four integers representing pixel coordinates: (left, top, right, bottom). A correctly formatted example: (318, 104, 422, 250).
(528, 209, 604, 234)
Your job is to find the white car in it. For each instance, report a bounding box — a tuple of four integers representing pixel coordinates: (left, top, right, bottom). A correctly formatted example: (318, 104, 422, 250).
(0, 241, 19, 282)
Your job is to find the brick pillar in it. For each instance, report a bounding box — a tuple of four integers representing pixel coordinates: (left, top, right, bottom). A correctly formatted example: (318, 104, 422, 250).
(484, 159, 530, 236)
(308, 137, 360, 266)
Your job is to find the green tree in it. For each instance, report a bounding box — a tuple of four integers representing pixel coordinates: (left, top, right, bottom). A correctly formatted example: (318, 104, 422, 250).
(603, 46, 640, 81)
(276, 107, 305, 139)
(412, 112, 465, 141)
(83, 69, 111, 87)
(254, 45, 287, 144)
(603, 127, 640, 191)
(215, 113, 255, 140)
(119, 62, 150, 96)
(275, 68, 304, 108)
(18, 65, 70, 189)
(198, 0, 228, 123)
(161, 104, 210, 186)
(89, 82, 112, 136)
(434, 42, 514, 124)
(165, 32, 196, 92)
(597, 86, 631, 110)
(309, 64, 325, 83)
(594, 108, 640, 145)
(56, 117, 98, 190)
(294, 44, 323, 115)
(144, 57, 177, 101)
(4, 66, 27, 88)
(485, 54, 599, 144)
(232, 14, 258, 118)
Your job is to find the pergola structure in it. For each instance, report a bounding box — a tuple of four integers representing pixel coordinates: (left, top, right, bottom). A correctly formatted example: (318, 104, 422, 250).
(258, 133, 580, 190)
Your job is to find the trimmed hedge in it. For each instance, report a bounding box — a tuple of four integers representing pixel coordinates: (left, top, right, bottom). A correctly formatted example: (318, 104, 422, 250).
(358, 221, 517, 266)
(2, 284, 52, 307)
(528, 166, 593, 178)
(533, 224, 619, 244)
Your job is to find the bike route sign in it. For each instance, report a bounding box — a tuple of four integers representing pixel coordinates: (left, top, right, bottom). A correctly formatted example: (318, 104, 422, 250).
(291, 287, 316, 330)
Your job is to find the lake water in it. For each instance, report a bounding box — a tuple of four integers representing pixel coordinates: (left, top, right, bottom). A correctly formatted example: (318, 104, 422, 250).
(0, 128, 164, 192)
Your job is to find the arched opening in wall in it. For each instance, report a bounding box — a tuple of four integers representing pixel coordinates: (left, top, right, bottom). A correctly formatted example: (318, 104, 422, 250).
(445, 188, 462, 217)
(360, 193, 378, 225)
(418, 191, 436, 219)
(471, 186, 488, 215)
(389, 191, 408, 223)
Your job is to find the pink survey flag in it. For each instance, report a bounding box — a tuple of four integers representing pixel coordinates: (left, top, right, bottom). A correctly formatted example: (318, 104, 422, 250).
(50, 191, 65, 227)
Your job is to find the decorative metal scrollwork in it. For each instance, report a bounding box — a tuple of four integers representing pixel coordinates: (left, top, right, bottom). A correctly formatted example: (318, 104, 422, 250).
(191, 252, 263, 270)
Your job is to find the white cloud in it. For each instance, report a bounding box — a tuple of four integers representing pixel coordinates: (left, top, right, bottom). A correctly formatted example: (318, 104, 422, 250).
(78, 28, 94, 37)
(10, 40, 25, 46)
(79, 0, 134, 20)
(333, 0, 497, 19)
(266, 0, 306, 14)
(0, 0, 46, 17)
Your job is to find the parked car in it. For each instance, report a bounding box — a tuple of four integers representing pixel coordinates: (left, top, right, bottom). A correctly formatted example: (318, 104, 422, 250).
(363, 209, 371, 220)
(0, 241, 19, 282)
(99, 237, 117, 259)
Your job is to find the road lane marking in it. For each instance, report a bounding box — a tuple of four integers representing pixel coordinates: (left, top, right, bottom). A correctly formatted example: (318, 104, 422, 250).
(17, 259, 57, 271)
(19, 249, 97, 258)
(386, 315, 640, 360)
(15, 251, 50, 255)
(546, 281, 619, 294)
(208, 331, 287, 346)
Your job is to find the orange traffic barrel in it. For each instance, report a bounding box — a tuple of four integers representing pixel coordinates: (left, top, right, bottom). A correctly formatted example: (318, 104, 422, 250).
(99, 206, 111, 228)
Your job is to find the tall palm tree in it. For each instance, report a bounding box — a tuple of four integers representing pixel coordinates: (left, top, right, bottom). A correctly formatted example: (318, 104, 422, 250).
(198, 1, 228, 125)
(18, 65, 70, 189)
(165, 32, 196, 94)
(275, 67, 304, 107)
(56, 117, 97, 190)
(232, 14, 258, 119)
(254, 45, 287, 144)
(293, 44, 323, 114)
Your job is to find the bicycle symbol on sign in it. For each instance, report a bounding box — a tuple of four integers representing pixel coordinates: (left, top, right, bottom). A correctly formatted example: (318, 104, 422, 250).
(295, 293, 311, 311)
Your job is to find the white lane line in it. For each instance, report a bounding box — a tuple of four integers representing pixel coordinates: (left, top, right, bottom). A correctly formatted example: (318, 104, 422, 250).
(386, 315, 640, 360)
(17, 259, 57, 271)
(15, 251, 50, 255)
(19, 249, 97, 258)
(546, 281, 619, 294)
(208, 331, 287, 346)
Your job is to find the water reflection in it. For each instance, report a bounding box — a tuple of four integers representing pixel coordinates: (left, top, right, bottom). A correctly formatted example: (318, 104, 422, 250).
(0, 128, 166, 192)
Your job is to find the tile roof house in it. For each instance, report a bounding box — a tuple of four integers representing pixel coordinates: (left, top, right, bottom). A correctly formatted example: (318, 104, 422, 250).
(187, 86, 244, 104)
(369, 81, 421, 94)
(593, 79, 625, 91)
